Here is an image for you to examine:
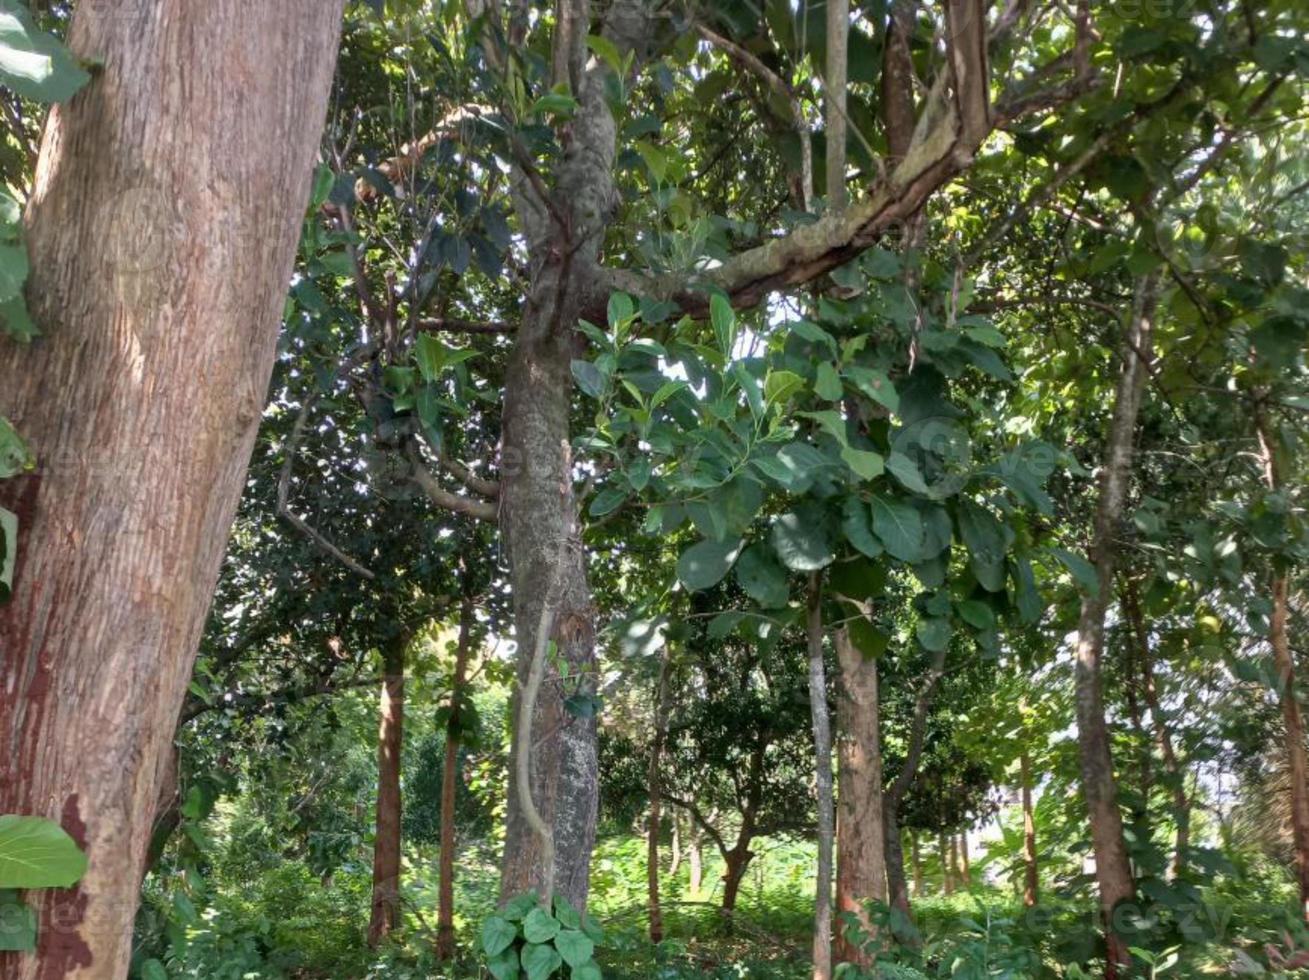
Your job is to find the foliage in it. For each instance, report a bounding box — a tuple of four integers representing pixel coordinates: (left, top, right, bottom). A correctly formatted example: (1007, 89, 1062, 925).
(480, 893, 607, 980)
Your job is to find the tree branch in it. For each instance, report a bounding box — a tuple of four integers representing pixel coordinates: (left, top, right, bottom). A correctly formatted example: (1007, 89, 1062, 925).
(407, 445, 500, 522)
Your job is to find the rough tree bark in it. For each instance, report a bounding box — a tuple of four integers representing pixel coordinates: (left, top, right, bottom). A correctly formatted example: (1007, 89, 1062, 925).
(1123, 580, 1189, 879)
(1255, 405, 1309, 921)
(646, 647, 674, 943)
(1020, 752, 1039, 907)
(1073, 272, 1160, 977)
(368, 634, 409, 946)
(0, 3, 344, 977)
(807, 575, 836, 980)
(497, 0, 650, 912)
(438, 596, 475, 959)
(834, 628, 885, 966)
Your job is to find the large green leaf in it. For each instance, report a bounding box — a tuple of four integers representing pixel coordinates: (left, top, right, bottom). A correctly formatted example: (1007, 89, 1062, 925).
(735, 543, 790, 608)
(555, 928, 595, 968)
(481, 915, 517, 956)
(676, 537, 744, 591)
(522, 907, 560, 944)
(0, 2, 89, 104)
(0, 815, 88, 889)
(521, 941, 563, 980)
(771, 508, 836, 571)
(870, 496, 925, 563)
(840, 497, 882, 558)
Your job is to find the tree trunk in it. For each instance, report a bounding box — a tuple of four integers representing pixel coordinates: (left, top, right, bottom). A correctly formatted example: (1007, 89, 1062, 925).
(958, 833, 971, 888)
(939, 833, 954, 895)
(1021, 752, 1039, 907)
(647, 649, 674, 943)
(1073, 272, 1159, 978)
(722, 846, 754, 914)
(824, 0, 849, 210)
(689, 823, 704, 900)
(834, 628, 885, 966)
(668, 812, 682, 878)
(883, 648, 947, 916)
(368, 634, 408, 946)
(910, 832, 924, 899)
(1256, 407, 1309, 921)
(1123, 581, 1189, 879)
(807, 574, 835, 980)
(437, 596, 475, 959)
(0, 3, 343, 977)
(497, 0, 650, 912)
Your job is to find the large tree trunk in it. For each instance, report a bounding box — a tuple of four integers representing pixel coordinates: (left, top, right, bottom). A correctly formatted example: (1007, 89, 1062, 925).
(688, 823, 704, 900)
(497, 0, 649, 911)
(834, 628, 885, 966)
(1073, 273, 1160, 977)
(0, 3, 343, 977)
(647, 649, 674, 943)
(1020, 752, 1039, 907)
(437, 596, 475, 959)
(958, 833, 971, 888)
(939, 833, 954, 896)
(807, 574, 835, 980)
(721, 846, 755, 915)
(1256, 407, 1309, 921)
(1123, 581, 1189, 879)
(368, 634, 408, 945)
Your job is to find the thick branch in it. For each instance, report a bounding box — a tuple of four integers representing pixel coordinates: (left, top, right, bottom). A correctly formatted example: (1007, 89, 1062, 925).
(408, 446, 500, 522)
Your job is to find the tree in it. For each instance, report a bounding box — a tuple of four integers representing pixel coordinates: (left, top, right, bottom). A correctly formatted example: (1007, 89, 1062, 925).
(0, 2, 345, 975)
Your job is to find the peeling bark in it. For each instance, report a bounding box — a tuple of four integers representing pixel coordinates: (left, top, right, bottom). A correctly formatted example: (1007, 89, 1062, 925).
(0, 3, 344, 977)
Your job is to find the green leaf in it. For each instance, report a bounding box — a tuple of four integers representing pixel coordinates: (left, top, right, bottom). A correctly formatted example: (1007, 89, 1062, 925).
(487, 947, 520, 980)
(840, 446, 884, 481)
(751, 441, 827, 492)
(481, 915, 517, 957)
(0, 890, 35, 952)
(885, 452, 931, 496)
(571, 962, 604, 980)
(814, 362, 843, 401)
(0, 417, 32, 479)
(0, 3, 89, 104)
(607, 292, 634, 327)
(771, 508, 836, 572)
(552, 895, 582, 930)
(532, 90, 579, 117)
(503, 892, 539, 921)
(846, 617, 889, 660)
(840, 497, 882, 558)
(0, 239, 28, 305)
(916, 617, 952, 653)
(0, 296, 38, 343)
(829, 556, 886, 602)
(571, 359, 607, 398)
(735, 543, 790, 608)
(763, 369, 805, 405)
(955, 599, 995, 631)
(710, 294, 736, 356)
(1052, 548, 1100, 594)
(0, 815, 88, 889)
(676, 537, 744, 591)
(580, 910, 606, 944)
(521, 940, 563, 980)
(523, 907, 561, 944)
(844, 365, 898, 413)
(555, 928, 595, 968)
(1, 505, 16, 603)
(870, 496, 925, 563)
(588, 487, 626, 517)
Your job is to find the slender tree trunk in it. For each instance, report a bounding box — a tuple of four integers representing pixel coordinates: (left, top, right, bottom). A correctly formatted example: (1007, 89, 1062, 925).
(834, 628, 885, 966)
(668, 812, 682, 878)
(911, 832, 924, 899)
(0, 4, 343, 977)
(689, 823, 704, 900)
(825, 0, 849, 210)
(950, 834, 962, 890)
(647, 649, 674, 943)
(807, 574, 835, 980)
(369, 634, 408, 946)
(1021, 752, 1039, 907)
(939, 833, 954, 895)
(437, 597, 475, 959)
(498, 0, 650, 912)
(958, 833, 971, 888)
(1073, 273, 1159, 977)
(1256, 406, 1309, 921)
(884, 648, 947, 916)
(1123, 581, 1189, 879)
